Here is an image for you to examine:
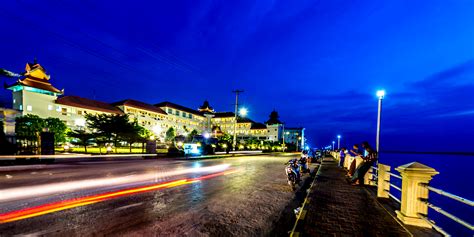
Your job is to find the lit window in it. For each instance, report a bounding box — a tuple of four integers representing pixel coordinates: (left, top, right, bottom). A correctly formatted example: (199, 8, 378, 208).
(13, 99, 16, 104)
(19, 105, 23, 110)
(48, 105, 53, 110)
(26, 105, 32, 111)
(56, 106, 61, 112)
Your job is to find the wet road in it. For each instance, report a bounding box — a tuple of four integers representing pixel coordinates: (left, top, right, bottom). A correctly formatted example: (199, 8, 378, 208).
(0, 154, 312, 236)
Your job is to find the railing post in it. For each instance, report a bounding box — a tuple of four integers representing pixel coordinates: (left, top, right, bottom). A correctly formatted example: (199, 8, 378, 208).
(377, 164, 391, 198)
(395, 162, 439, 228)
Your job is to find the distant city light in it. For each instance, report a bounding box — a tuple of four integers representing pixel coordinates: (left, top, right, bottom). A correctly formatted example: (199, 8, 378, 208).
(239, 107, 248, 117)
(376, 90, 386, 99)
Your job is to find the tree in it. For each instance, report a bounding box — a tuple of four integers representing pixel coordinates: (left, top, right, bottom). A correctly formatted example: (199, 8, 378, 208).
(67, 130, 94, 153)
(15, 114, 46, 145)
(45, 118, 68, 145)
(121, 120, 150, 152)
(165, 127, 176, 142)
(188, 129, 199, 140)
(86, 113, 132, 152)
(218, 132, 233, 153)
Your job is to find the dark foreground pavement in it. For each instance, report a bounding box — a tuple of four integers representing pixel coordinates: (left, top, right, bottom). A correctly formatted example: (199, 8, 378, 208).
(0, 154, 315, 236)
(294, 157, 440, 237)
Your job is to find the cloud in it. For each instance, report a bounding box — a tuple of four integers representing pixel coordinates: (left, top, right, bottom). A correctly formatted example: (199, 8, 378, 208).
(412, 59, 474, 88)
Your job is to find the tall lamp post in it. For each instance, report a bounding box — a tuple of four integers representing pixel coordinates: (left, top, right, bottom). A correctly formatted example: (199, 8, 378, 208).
(337, 135, 341, 150)
(376, 90, 385, 154)
(232, 90, 244, 151)
(332, 141, 335, 150)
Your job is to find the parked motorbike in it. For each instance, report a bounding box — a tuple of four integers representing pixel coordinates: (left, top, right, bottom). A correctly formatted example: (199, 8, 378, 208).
(285, 159, 301, 190)
(298, 156, 310, 174)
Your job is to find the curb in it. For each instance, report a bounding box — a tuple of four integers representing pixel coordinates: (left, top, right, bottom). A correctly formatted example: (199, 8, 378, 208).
(290, 159, 324, 237)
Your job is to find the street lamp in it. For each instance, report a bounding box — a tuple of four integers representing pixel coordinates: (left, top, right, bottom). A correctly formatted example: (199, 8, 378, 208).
(376, 90, 385, 154)
(337, 135, 341, 150)
(239, 107, 248, 117)
(332, 141, 335, 150)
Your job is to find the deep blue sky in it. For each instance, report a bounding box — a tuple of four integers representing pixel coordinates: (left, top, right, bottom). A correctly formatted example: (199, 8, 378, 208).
(1, 0, 473, 151)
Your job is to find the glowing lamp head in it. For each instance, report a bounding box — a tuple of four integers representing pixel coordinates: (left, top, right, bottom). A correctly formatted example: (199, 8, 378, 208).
(176, 141, 183, 147)
(332, 141, 335, 144)
(203, 132, 210, 139)
(238, 107, 248, 117)
(337, 135, 341, 139)
(376, 90, 386, 99)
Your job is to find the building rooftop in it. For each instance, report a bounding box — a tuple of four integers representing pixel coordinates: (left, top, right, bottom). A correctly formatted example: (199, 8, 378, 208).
(155, 101, 203, 116)
(5, 61, 62, 94)
(213, 112, 235, 118)
(251, 122, 267, 129)
(6, 76, 63, 94)
(56, 96, 123, 114)
(198, 100, 215, 113)
(112, 99, 167, 115)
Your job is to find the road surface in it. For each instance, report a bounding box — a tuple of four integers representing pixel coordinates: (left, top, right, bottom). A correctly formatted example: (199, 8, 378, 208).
(0, 154, 314, 236)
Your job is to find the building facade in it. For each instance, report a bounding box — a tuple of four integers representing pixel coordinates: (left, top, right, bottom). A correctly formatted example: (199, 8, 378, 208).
(3, 61, 305, 144)
(283, 127, 306, 150)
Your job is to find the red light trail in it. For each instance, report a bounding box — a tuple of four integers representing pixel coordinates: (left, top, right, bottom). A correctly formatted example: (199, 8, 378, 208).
(0, 169, 238, 224)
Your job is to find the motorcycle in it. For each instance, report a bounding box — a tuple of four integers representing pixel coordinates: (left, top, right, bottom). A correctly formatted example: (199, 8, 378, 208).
(285, 159, 301, 190)
(298, 156, 310, 174)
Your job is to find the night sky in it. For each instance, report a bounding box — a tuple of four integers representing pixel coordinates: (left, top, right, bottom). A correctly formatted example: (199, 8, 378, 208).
(1, 1, 473, 152)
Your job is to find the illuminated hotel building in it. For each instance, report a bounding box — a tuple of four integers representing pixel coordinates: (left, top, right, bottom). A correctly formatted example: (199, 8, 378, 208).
(2, 61, 304, 143)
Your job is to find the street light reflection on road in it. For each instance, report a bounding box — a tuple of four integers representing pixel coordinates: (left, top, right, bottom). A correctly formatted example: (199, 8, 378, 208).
(0, 169, 239, 224)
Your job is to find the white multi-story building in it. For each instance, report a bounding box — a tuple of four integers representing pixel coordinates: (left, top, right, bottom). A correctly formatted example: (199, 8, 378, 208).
(2, 61, 304, 144)
(283, 127, 306, 149)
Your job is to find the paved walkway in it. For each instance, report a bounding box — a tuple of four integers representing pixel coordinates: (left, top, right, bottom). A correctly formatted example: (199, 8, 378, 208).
(295, 157, 412, 236)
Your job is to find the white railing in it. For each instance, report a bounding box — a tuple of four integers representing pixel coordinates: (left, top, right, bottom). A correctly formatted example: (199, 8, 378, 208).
(330, 152, 473, 236)
(377, 162, 473, 236)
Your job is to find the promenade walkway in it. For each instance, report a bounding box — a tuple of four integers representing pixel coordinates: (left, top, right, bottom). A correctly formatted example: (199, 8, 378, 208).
(292, 157, 440, 236)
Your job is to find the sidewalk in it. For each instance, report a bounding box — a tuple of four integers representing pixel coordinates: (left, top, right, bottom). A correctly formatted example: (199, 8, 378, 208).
(292, 157, 438, 236)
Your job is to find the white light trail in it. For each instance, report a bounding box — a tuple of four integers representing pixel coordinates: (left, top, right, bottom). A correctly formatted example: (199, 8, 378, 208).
(0, 164, 230, 202)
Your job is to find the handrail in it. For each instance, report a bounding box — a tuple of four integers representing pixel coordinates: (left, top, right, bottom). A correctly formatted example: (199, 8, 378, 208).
(422, 201, 474, 231)
(417, 214, 451, 237)
(387, 192, 401, 203)
(388, 172, 402, 179)
(420, 183, 474, 207)
(389, 183, 401, 192)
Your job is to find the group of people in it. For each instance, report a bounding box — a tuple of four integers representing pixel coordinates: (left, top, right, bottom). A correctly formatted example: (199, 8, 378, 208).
(337, 141, 377, 185)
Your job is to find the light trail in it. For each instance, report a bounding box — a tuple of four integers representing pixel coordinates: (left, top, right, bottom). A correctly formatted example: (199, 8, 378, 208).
(0, 169, 239, 223)
(0, 164, 231, 202)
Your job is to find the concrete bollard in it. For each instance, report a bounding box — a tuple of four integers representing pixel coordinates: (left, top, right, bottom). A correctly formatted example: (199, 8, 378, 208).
(395, 162, 439, 228)
(377, 164, 391, 198)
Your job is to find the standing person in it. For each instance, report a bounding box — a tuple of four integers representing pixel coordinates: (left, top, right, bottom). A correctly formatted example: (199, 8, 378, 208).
(350, 142, 377, 185)
(338, 148, 346, 167)
(346, 144, 361, 177)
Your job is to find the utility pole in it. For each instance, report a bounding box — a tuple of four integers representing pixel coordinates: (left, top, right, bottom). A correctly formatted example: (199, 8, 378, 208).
(232, 90, 244, 151)
(282, 124, 285, 152)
